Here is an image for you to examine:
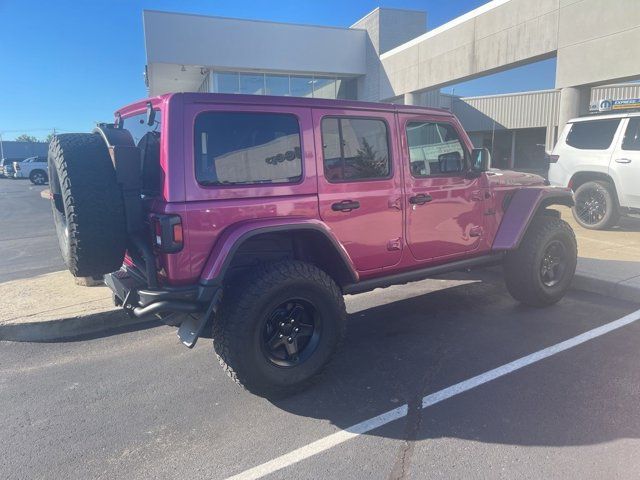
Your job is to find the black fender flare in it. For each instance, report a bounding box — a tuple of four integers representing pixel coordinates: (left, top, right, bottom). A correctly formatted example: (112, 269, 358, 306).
(199, 220, 359, 288)
(492, 187, 574, 250)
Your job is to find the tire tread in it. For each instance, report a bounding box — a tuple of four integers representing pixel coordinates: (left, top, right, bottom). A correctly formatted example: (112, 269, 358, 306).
(213, 260, 346, 395)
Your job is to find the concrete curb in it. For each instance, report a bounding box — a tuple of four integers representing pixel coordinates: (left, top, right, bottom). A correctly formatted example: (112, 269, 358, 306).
(0, 310, 156, 343)
(572, 272, 640, 305)
(2, 271, 638, 344)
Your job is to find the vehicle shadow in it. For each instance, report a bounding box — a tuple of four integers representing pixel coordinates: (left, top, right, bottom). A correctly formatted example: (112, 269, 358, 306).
(268, 279, 640, 447)
(618, 214, 640, 232)
(1, 310, 163, 343)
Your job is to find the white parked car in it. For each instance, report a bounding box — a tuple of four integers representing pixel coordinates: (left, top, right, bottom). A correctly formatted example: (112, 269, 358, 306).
(548, 112, 640, 229)
(13, 156, 48, 185)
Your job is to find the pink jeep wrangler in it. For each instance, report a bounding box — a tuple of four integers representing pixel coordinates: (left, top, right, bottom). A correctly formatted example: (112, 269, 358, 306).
(48, 93, 577, 395)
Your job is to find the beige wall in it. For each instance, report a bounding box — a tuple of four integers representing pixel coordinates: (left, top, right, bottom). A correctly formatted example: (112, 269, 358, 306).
(378, 0, 640, 99)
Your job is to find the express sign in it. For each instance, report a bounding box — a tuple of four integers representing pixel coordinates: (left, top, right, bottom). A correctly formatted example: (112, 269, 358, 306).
(590, 98, 640, 113)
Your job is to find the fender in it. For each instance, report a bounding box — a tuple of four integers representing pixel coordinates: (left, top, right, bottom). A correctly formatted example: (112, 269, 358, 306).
(492, 187, 574, 251)
(199, 218, 359, 286)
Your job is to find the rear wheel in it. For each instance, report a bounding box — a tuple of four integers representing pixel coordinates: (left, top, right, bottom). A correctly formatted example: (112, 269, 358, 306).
(29, 169, 48, 185)
(572, 180, 619, 230)
(504, 214, 577, 307)
(48, 133, 127, 277)
(213, 261, 346, 396)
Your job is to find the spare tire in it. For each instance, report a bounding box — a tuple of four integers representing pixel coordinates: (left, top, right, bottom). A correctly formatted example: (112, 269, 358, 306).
(48, 133, 127, 277)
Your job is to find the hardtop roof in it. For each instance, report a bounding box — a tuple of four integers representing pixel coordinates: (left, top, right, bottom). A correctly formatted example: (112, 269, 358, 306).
(116, 92, 455, 118)
(571, 111, 640, 123)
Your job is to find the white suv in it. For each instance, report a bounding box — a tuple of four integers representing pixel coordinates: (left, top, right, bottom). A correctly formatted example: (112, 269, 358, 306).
(548, 112, 640, 229)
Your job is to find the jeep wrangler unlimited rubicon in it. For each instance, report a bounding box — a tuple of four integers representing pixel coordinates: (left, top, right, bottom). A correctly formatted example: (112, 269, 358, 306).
(48, 93, 577, 395)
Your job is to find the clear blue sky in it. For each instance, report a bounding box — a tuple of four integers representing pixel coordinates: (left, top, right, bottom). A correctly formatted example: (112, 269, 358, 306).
(0, 0, 556, 140)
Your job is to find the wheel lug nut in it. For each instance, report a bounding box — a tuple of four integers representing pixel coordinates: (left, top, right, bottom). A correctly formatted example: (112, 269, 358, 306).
(294, 327, 299, 332)
(279, 333, 283, 338)
(279, 322, 285, 327)
(287, 337, 293, 342)
(290, 319, 294, 324)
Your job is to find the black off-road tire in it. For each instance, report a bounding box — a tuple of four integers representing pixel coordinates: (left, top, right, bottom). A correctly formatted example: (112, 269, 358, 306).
(29, 169, 48, 185)
(572, 180, 620, 230)
(48, 133, 127, 277)
(213, 260, 346, 396)
(504, 214, 577, 307)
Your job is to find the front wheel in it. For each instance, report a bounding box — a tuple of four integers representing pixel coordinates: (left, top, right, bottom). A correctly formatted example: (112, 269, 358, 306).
(504, 214, 577, 307)
(213, 261, 346, 396)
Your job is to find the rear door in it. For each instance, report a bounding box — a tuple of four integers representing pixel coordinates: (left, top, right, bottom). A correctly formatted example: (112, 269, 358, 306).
(610, 116, 640, 208)
(400, 114, 486, 262)
(313, 109, 403, 272)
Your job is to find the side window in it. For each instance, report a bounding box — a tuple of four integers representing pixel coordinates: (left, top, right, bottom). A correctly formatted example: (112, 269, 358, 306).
(406, 121, 466, 177)
(622, 118, 640, 151)
(565, 119, 619, 150)
(194, 112, 302, 186)
(321, 117, 390, 182)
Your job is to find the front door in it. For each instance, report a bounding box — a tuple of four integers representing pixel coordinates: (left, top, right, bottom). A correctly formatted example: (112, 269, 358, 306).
(610, 117, 640, 209)
(313, 109, 403, 272)
(400, 115, 486, 262)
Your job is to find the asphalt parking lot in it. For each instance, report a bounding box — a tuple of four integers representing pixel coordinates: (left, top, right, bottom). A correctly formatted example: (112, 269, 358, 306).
(2, 179, 640, 480)
(0, 178, 63, 282)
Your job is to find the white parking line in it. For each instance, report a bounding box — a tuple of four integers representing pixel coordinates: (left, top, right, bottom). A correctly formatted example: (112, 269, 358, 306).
(226, 308, 640, 480)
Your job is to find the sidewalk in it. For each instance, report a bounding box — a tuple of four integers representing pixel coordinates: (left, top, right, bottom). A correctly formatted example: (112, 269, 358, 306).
(556, 206, 640, 303)
(0, 271, 151, 342)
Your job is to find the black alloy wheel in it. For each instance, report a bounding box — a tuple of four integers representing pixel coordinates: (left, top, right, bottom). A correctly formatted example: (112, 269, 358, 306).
(213, 260, 346, 396)
(539, 240, 567, 287)
(262, 300, 320, 367)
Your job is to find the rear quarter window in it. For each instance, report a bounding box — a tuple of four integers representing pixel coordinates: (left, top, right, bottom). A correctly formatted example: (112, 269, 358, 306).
(565, 119, 620, 150)
(195, 112, 302, 186)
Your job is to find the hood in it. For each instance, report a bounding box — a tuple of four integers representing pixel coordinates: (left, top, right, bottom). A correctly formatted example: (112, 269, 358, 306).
(484, 169, 546, 188)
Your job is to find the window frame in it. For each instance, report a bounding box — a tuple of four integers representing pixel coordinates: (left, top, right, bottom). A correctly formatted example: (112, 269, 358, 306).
(320, 115, 393, 184)
(404, 120, 470, 179)
(193, 110, 305, 188)
(565, 118, 621, 151)
(622, 117, 640, 152)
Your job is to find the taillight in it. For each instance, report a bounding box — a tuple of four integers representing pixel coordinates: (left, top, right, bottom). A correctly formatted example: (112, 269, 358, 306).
(548, 155, 560, 164)
(151, 214, 183, 253)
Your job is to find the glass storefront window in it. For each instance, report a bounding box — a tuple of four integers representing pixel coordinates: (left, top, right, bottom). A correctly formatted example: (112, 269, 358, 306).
(337, 78, 357, 100)
(211, 71, 357, 100)
(312, 77, 335, 99)
(290, 76, 313, 98)
(265, 74, 290, 96)
(213, 72, 239, 94)
(239, 73, 264, 95)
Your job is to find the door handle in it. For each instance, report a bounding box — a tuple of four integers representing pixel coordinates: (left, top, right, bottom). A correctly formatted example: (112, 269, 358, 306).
(409, 194, 433, 205)
(615, 158, 632, 164)
(331, 200, 360, 212)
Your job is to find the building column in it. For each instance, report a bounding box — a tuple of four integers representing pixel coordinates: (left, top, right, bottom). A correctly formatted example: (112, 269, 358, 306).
(404, 92, 421, 106)
(510, 130, 517, 170)
(558, 86, 591, 136)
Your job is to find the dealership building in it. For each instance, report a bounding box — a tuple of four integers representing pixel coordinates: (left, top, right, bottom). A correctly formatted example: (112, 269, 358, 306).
(143, 0, 640, 172)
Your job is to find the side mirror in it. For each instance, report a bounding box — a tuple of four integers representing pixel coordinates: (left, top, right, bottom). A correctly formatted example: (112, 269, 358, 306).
(146, 102, 156, 126)
(438, 152, 463, 174)
(471, 148, 491, 172)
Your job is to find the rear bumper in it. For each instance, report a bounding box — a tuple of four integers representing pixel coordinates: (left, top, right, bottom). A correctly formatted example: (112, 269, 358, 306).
(104, 268, 218, 319)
